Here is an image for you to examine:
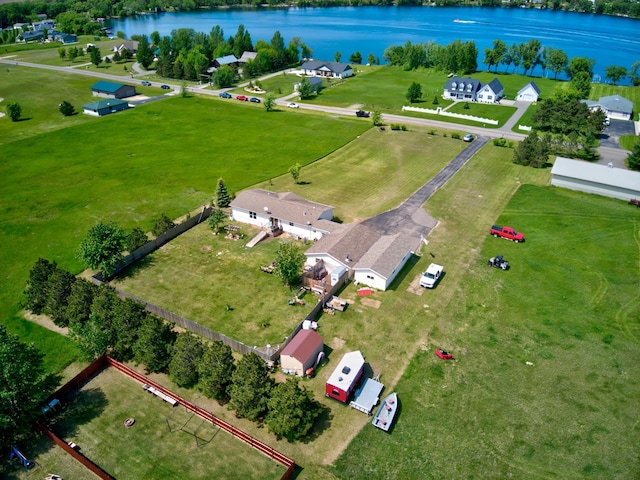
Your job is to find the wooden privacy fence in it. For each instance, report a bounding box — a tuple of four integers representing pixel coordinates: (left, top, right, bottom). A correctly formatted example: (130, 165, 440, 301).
(41, 356, 297, 480)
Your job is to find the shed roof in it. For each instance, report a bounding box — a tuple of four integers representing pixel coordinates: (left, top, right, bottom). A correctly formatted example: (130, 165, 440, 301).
(518, 81, 540, 95)
(326, 350, 365, 389)
(238, 51, 257, 62)
(551, 157, 640, 192)
(280, 330, 323, 363)
(231, 189, 334, 228)
(91, 81, 127, 93)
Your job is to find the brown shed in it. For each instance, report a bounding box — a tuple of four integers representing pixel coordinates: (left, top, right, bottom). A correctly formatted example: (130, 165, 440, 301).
(280, 330, 324, 377)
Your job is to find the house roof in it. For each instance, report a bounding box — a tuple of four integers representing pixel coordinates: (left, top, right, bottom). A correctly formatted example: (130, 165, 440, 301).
(518, 81, 540, 95)
(215, 54, 238, 65)
(280, 330, 323, 363)
(483, 78, 504, 94)
(83, 99, 129, 110)
(21, 30, 44, 40)
(354, 231, 422, 279)
(301, 60, 353, 74)
(551, 157, 640, 192)
(231, 189, 334, 228)
(306, 223, 381, 267)
(584, 95, 633, 115)
(238, 51, 257, 63)
(91, 81, 129, 93)
(118, 41, 138, 51)
(326, 350, 365, 389)
(444, 77, 482, 93)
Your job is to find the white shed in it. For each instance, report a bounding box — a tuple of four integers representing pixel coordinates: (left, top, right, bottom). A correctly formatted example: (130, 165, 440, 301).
(516, 81, 540, 102)
(550, 157, 640, 201)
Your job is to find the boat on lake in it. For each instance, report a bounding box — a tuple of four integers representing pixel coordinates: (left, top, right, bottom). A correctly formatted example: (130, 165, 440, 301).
(372, 392, 398, 431)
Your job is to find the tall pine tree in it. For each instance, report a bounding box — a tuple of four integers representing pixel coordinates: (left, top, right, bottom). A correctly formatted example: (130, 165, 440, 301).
(214, 178, 231, 208)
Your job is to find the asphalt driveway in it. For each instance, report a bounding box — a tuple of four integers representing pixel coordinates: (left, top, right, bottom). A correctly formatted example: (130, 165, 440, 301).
(599, 119, 635, 149)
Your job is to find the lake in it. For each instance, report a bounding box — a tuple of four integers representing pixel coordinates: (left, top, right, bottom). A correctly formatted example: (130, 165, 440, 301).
(110, 6, 640, 81)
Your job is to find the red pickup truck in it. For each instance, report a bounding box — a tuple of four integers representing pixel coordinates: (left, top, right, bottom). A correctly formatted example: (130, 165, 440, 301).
(490, 225, 524, 243)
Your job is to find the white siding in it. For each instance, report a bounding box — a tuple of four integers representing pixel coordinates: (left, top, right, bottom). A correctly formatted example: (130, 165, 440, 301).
(551, 175, 640, 201)
(516, 86, 539, 102)
(354, 269, 387, 291)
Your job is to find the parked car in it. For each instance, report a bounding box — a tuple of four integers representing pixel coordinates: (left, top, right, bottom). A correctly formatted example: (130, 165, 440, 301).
(463, 133, 474, 142)
(141, 80, 152, 86)
(419, 263, 443, 289)
(490, 225, 524, 243)
(250, 97, 261, 103)
(436, 348, 454, 360)
(236, 95, 248, 101)
(355, 110, 370, 118)
(219, 92, 232, 99)
(160, 84, 171, 90)
(603, 118, 610, 126)
(287, 102, 299, 108)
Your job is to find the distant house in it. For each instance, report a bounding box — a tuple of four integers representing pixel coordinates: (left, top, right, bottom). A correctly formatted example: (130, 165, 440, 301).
(280, 330, 324, 377)
(112, 41, 138, 55)
(326, 351, 365, 403)
(20, 30, 44, 42)
(83, 99, 131, 116)
(300, 60, 353, 79)
(230, 189, 335, 241)
(53, 32, 77, 44)
(305, 222, 422, 291)
(32, 20, 55, 31)
(476, 78, 504, 103)
(516, 81, 540, 102)
(550, 157, 640, 201)
(91, 81, 137, 99)
(294, 76, 323, 92)
(443, 77, 483, 101)
(212, 54, 238, 69)
(238, 51, 257, 64)
(583, 95, 633, 121)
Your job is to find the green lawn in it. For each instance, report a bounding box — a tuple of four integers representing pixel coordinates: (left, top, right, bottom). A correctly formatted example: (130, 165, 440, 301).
(44, 367, 282, 480)
(331, 176, 639, 478)
(446, 100, 516, 126)
(0, 80, 368, 371)
(473, 70, 565, 100)
(590, 83, 640, 121)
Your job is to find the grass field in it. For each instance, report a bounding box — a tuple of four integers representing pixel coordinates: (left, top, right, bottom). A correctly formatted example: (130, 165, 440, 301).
(0, 76, 368, 371)
(331, 179, 640, 478)
(28, 368, 282, 480)
(447, 100, 516, 126)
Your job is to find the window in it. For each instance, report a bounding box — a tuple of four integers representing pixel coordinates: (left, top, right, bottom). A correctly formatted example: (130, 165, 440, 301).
(332, 389, 340, 396)
(289, 222, 294, 226)
(366, 275, 374, 280)
(249, 211, 257, 219)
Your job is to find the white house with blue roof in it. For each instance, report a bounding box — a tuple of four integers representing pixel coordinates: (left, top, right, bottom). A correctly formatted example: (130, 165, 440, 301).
(300, 60, 353, 79)
(583, 95, 634, 121)
(516, 81, 540, 102)
(477, 78, 505, 103)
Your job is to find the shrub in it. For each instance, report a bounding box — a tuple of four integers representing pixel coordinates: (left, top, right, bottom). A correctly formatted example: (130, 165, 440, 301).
(463, 102, 470, 110)
(428, 129, 436, 135)
(451, 132, 461, 140)
(493, 138, 509, 147)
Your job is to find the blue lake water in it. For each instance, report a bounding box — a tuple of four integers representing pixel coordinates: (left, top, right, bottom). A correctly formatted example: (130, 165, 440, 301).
(110, 7, 640, 81)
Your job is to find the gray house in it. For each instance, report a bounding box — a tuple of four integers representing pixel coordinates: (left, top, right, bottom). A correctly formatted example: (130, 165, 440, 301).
(583, 95, 633, 121)
(91, 81, 137, 99)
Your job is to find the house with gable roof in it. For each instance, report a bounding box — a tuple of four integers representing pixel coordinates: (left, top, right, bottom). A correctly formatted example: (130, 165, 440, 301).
(91, 81, 137, 99)
(443, 77, 483, 101)
(212, 54, 238, 69)
(83, 98, 131, 116)
(280, 329, 324, 377)
(516, 81, 540, 102)
(300, 60, 353, 79)
(230, 189, 335, 241)
(238, 51, 257, 64)
(582, 95, 633, 121)
(476, 78, 505, 103)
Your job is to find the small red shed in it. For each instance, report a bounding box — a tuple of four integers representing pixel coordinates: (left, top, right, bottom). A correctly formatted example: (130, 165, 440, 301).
(325, 350, 365, 403)
(280, 330, 324, 376)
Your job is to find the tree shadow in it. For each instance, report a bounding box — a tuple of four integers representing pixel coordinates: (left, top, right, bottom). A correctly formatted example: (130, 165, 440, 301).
(301, 402, 333, 443)
(48, 387, 108, 439)
(114, 254, 155, 281)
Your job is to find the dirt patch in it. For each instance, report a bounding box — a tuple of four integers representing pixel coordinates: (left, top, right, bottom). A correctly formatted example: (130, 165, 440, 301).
(331, 337, 346, 350)
(23, 310, 68, 336)
(200, 245, 212, 251)
(126, 94, 149, 102)
(360, 298, 381, 309)
(407, 274, 425, 295)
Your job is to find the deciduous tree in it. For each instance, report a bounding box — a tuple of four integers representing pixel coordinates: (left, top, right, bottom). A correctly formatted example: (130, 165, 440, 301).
(63, 278, 98, 327)
(349, 51, 362, 64)
(264, 92, 276, 112)
(297, 77, 313, 100)
(42, 267, 76, 327)
(214, 65, 234, 88)
(0, 326, 60, 448)
(23, 258, 58, 314)
(136, 34, 153, 70)
(77, 222, 126, 277)
(334, 51, 341, 62)
(288, 163, 301, 184)
(198, 341, 236, 403)
(126, 227, 148, 252)
(570, 71, 592, 99)
(152, 214, 175, 237)
(169, 332, 205, 388)
(266, 378, 322, 442)
(59, 100, 75, 117)
(229, 352, 274, 421)
(627, 139, 640, 171)
(406, 81, 422, 103)
(513, 132, 550, 168)
(69, 285, 119, 360)
(605, 65, 627, 85)
(6, 102, 21, 122)
(90, 46, 102, 67)
(566, 56, 595, 80)
(208, 208, 226, 233)
(274, 241, 305, 287)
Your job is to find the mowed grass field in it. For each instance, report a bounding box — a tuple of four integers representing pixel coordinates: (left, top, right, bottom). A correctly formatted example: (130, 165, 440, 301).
(331, 182, 640, 478)
(37, 367, 281, 480)
(0, 73, 369, 371)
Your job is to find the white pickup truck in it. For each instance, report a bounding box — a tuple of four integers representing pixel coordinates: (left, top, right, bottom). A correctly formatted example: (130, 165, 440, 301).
(420, 263, 443, 289)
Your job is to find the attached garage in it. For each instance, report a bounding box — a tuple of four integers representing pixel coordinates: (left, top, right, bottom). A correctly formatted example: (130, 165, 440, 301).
(279, 330, 324, 377)
(550, 157, 640, 201)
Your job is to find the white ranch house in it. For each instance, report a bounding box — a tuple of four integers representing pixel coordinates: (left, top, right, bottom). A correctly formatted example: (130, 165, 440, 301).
(583, 95, 633, 121)
(516, 81, 540, 102)
(230, 189, 335, 241)
(300, 60, 353, 79)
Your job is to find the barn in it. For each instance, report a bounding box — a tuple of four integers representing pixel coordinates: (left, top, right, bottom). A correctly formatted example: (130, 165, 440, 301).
(91, 81, 137, 99)
(280, 330, 324, 377)
(325, 350, 365, 403)
(550, 157, 640, 201)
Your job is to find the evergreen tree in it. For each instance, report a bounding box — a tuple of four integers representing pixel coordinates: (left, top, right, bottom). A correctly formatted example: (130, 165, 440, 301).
(513, 132, 550, 168)
(229, 353, 274, 421)
(59, 100, 75, 117)
(63, 278, 98, 327)
(90, 46, 102, 67)
(23, 258, 57, 314)
(110, 298, 146, 361)
(169, 333, 205, 388)
(43, 267, 76, 327)
(627, 139, 640, 171)
(266, 378, 322, 442)
(136, 34, 153, 70)
(198, 341, 236, 403)
(133, 315, 175, 373)
(214, 178, 231, 207)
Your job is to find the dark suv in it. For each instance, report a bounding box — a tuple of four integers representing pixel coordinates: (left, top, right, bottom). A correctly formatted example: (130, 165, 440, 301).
(355, 110, 370, 118)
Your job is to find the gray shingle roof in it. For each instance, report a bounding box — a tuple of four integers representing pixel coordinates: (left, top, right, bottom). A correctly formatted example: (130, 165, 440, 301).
(444, 77, 482, 93)
(485, 78, 504, 94)
(584, 95, 633, 115)
(301, 60, 353, 74)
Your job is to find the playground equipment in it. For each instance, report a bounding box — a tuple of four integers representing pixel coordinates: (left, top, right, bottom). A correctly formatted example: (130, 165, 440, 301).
(9, 446, 35, 469)
(166, 405, 218, 447)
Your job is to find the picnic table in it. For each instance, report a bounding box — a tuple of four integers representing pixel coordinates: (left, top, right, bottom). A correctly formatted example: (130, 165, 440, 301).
(143, 384, 178, 406)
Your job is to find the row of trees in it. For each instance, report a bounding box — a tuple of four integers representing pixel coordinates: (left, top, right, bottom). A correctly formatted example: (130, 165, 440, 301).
(152, 25, 311, 83)
(384, 39, 478, 74)
(22, 258, 322, 441)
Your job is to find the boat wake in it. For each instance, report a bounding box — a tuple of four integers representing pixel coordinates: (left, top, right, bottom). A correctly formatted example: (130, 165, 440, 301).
(453, 19, 476, 24)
